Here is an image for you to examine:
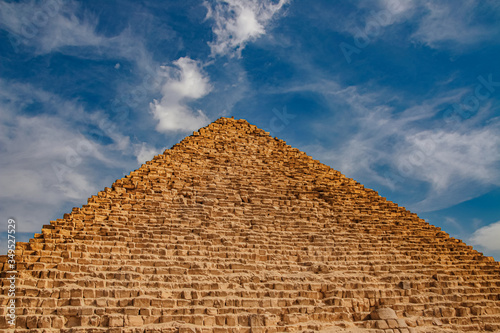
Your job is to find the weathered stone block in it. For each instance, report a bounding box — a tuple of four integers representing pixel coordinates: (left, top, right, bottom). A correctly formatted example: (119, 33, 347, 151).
(226, 315, 237, 326)
(249, 314, 265, 327)
(52, 316, 64, 329)
(108, 315, 124, 327)
(203, 316, 215, 326)
(125, 315, 143, 326)
(371, 308, 398, 320)
(376, 320, 389, 329)
(133, 298, 150, 307)
(387, 319, 398, 328)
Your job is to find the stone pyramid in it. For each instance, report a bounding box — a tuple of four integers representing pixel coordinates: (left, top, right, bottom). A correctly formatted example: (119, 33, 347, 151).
(1, 117, 499, 333)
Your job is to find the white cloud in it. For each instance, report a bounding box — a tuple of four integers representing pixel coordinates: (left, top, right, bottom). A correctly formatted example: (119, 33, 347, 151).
(150, 57, 211, 132)
(339, 0, 498, 50)
(330, 0, 416, 44)
(399, 129, 500, 192)
(0, 113, 99, 231)
(379, 0, 415, 16)
(401, 127, 500, 212)
(0, 0, 157, 77)
(0, 0, 103, 54)
(205, 0, 290, 57)
(411, 0, 491, 48)
(135, 143, 162, 165)
(469, 221, 500, 251)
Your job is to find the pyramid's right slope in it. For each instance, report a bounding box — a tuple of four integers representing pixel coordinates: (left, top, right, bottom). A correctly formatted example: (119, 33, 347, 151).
(2, 117, 499, 332)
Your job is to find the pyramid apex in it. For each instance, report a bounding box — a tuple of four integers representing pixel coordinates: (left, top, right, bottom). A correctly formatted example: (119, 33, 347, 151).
(184, 117, 271, 151)
(214, 116, 250, 125)
(189, 117, 260, 137)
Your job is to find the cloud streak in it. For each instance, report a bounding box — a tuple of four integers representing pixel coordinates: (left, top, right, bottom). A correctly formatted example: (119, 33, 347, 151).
(410, 0, 495, 48)
(0, 0, 158, 81)
(337, 0, 500, 53)
(398, 127, 500, 211)
(0, 0, 103, 54)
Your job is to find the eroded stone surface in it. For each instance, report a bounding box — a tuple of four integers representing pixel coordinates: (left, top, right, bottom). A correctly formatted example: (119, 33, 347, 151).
(370, 309, 397, 321)
(1, 117, 499, 332)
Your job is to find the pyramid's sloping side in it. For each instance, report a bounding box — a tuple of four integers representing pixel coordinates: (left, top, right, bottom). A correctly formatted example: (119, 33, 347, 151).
(1, 117, 499, 333)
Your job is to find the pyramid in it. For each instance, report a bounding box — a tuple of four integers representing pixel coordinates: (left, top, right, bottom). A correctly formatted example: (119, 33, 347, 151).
(1, 117, 499, 333)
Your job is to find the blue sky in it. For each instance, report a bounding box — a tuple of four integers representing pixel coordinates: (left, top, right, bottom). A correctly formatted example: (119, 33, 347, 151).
(0, 0, 499, 259)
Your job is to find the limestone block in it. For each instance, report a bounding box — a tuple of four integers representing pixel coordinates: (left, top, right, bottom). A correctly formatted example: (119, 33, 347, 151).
(370, 308, 398, 320)
(133, 298, 150, 307)
(52, 316, 64, 328)
(249, 314, 265, 327)
(376, 320, 388, 329)
(226, 315, 237, 326)
(399, 281, 411, 290)
(432, 318, 443, 326)
(203, 316, 215, 326)
(396, 319, 408, 327)
(125, 315, 144, 326)
(89, 315, 101, 326)
(66, 316, 81, 328)
(387, 319, 398, 328)
(108, 315, 124, 327)
(37, 316, 51, 328)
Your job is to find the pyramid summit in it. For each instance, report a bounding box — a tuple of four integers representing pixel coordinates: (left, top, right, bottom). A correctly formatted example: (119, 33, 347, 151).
(1, 117, 499, 332)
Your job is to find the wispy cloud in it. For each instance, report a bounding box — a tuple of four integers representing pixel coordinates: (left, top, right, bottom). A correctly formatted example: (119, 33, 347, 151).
(0, 0, 103, 54)
(378, 0, 415, 16)
(355, 0, 416, 31)
(399, 128, 500, 211)
(0, 0, 158, 78)
(150, 57, 211, 132)
(0, 111, 100, 232)
(205, 0, 290, 57)
(337, 0, 499, 52)
(410, 0, 496, 48)
(0, 80, 146, 232)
